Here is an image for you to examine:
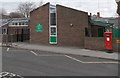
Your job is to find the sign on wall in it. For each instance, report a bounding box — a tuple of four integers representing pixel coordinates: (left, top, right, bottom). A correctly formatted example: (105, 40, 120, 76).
(116, 40, 120, 43)
(36, 24, 43, 32)
(2, 28, 7, 35)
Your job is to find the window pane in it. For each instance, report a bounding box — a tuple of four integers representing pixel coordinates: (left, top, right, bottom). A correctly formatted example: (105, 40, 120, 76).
(2, 28, 7, 34)
(19, 22, 21, 25)
(12, 23, 14, 25)
(51, 27, 56, 35)
(50, 8, 56, 13)
(15, 23, 17, 25)
(22, 22, 24, 25)
(25, 22, 28, 25)
(50, 13, 56, 25)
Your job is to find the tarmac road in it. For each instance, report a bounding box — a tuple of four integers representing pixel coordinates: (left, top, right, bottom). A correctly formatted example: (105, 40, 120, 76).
(2, 47, 119, 76)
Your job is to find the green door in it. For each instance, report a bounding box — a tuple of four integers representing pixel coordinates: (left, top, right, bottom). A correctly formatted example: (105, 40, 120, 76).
(98, 28, 104, 37)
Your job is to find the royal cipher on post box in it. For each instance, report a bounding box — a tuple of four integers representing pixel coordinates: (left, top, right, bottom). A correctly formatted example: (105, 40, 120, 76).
(104, 32, 113, 53)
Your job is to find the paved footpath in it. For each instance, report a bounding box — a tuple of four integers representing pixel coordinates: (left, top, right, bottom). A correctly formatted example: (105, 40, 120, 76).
(9, 42, 119, 61)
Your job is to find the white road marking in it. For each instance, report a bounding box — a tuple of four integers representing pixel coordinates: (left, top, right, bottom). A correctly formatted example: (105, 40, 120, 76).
(65, 55, 84, 63)
(85, 61, 118, 64)
(29, 51, 118, 64)
(65, 55, 118, 64)
(30, 51, 64, 56)
(38, 54, 63, 56)
(0, 72, 20, 77)
(30, 51, 38, 56)
(7, 48, 9, 52)
(0, 72, 9, 76)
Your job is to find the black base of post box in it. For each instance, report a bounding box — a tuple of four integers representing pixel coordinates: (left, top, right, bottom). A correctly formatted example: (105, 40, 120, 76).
(106, 49, 113, 53)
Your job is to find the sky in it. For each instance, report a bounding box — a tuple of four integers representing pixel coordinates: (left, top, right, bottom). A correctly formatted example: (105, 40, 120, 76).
(0, 0, 119, 17)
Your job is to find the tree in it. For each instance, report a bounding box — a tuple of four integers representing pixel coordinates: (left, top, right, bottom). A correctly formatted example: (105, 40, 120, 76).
(117, 1, 120, 15)
(17, 2, 35, 18)
(0, 8, 9, 19)
(9, 12, 24, 18)
(0, 8, 7, 15)
(39, 1, 44, 7)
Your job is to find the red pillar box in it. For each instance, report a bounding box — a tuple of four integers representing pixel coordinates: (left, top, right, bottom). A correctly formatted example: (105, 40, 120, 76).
(104, 32, 113, 53)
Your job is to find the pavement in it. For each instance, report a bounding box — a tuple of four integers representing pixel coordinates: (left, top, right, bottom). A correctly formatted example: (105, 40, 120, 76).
(7, 42, 119, 61)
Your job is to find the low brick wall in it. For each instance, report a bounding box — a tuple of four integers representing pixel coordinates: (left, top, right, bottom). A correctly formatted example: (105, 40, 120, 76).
(113, 38, 120, 52)
(0, 35, 2, 42)
(85, 37, 120, 52)
(2, 34, 30, 42)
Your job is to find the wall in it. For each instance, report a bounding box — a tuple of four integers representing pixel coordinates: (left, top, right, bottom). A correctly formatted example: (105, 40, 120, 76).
(57, 5, 89, 47)
(85, 37, 120, 52)
(30, 3, 49, 45)
(91, 25, 98, 37)
(7, 27, 29, 42)
(113, 38, 120, 52)
(0, 27, 2, 43)
(2, 24, 9, 43)
(2, 24, 29, 42)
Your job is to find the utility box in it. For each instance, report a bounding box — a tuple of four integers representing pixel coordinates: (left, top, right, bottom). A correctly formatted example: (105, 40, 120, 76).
(113, 29, 120, 38)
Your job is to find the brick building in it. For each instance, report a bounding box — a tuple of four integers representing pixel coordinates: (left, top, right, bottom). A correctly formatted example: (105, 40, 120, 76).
(1, 18, 29, 43)
(84, 15, 120, 52)
(29, 3, 89, 48)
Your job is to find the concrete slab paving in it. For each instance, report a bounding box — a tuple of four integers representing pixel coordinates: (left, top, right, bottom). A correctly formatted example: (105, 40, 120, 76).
(11, 42, 119, 61)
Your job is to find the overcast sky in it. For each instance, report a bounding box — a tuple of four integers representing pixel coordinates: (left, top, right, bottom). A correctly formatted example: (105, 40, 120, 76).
(0, 0, 119, 17)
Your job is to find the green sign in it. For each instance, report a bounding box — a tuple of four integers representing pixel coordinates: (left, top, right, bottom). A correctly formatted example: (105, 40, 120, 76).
(90, 20, 114, 26)
(36, 24, 43, 32)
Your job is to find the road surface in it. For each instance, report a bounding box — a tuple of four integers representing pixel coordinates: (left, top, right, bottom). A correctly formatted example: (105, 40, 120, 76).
(2, 47, 118, 76)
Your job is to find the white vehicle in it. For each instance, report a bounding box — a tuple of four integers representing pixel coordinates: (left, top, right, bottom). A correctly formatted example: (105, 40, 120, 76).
(0, 72, 23, 78)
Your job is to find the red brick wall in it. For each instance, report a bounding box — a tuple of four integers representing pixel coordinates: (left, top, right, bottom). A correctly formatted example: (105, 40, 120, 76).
(113, 38, 120, 52)
(8, 27, 28, 35)
(2, 24, 9, 42)
(2, 23, 29, 42)
(91, 25, 98, 37)
(57, 5, 89, 47)
(84, 37, 120, 52)
(30, 3, 49, 45)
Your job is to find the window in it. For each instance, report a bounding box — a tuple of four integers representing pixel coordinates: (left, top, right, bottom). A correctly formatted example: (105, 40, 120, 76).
(2, 28, 7, 34)
(50, 8, 56, 13)
(51, 27, 56, 35)
(49, 5, 57, 44)
(50, 13, 56, 25)
(50, 5, 56, 26)
(15, 23, 17, 25)
(12, 23, 15, 25)
(9, 23, 12, 26)
(98, 27, 104, 37)
(85, 28, 89, 37)
(24, 22, 28, 25)
(19, 22, 22, 25)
